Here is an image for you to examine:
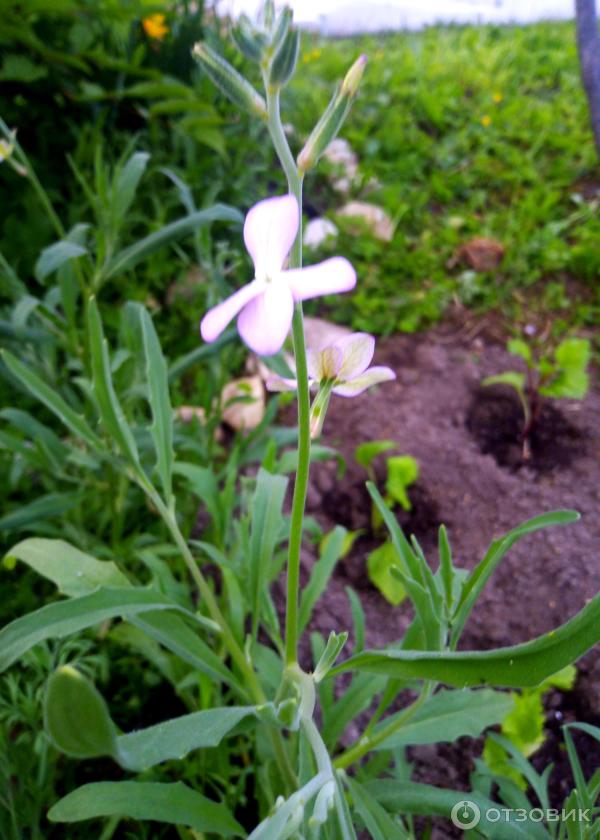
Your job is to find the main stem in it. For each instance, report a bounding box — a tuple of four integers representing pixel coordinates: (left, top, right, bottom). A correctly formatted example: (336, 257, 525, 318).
(264, 84, 310, 667)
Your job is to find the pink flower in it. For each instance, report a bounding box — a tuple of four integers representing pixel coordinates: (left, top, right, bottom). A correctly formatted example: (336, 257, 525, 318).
(200, 195, 356, 355)
(267, 332, 396, 396)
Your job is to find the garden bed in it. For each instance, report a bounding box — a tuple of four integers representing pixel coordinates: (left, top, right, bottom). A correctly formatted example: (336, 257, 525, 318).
(285, 316, 600, 832)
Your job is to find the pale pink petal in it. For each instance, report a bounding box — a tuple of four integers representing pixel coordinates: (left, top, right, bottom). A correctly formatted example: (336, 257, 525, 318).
(237, 282, 294, 356)
(284, 257, 356, 302)
(200, 280, 264, 343)
(266, 376, 298, 392)
(333, 366, 396, 397)
(334, 333, 375, 379)
(243, 195, 299, 278)
(306, 347, 322, 380)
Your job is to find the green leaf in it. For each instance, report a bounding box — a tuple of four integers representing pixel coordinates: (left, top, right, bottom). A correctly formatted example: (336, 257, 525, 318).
(138, 305, 174, 501)
(35, 240, 87, 283)
(0, 54, 48, 82)
(507, 339, 532, 364)
(48, 782, 243, 837)
(0, 588, 199, 673)
(365, 779, 550, 839)
(482, 371, 526, 392)
(45, 666, 117, 759)
(355, 439, 396, 472)
(452, 510, 580, 645)
(346, 777, 410, 840)
(117, 706, 257, 771)
(0, 350, 103, 451)
(132, 612, 242, 695)
(0, 492, 79, 532)
(385, 455, 419, 511)
(372, 689, 514, 750)
(367, 541, 406, 606)
(4, 538, 130, 595)
(331, 588, 600, 688)
(112, 152, 150, 224)
(499, 690, 545, 757)
(300, 526, 350, 632)
(541, 338, 590, 399)
(248, 469, 288, 637)
(100, 206, 242, 282)
(88, 298, 141, 469)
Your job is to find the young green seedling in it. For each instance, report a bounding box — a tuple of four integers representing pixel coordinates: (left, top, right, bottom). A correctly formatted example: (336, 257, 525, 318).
(483, 336, 590, 459)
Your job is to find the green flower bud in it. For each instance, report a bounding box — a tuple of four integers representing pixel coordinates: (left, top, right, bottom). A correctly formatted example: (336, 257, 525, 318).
(270, 6, 293, 53)
(193, 42, 267, 119)
(231, 14, 267, 63)
(297, 54, 367, 174)
(269, 26, 300, 88)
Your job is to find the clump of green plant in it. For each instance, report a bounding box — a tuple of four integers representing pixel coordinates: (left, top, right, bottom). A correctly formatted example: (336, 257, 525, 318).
(355, 441, 420, 604)
(482, 336, 591, 459)
(483, 664, 576, 789)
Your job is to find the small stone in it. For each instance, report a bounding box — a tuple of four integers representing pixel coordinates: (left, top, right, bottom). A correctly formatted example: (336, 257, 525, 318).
(336, 201, 394, 242)
(221, 376, 265, 431)
(323, 138, 359, 193)
(304, 217, 339, 249)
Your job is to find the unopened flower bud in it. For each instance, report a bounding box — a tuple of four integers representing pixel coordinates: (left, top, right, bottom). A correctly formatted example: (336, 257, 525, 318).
(341, 53, 367, 96)
(192, 42, 267, 119)
(231, 15, 267, 63)
(310, 780, 336, 825)
(269, 26, 300, 88)
(297, 54, 367, 173)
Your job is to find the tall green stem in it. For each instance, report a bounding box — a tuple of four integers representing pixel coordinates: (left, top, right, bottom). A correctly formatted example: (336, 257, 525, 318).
(264, 84, 311, 667)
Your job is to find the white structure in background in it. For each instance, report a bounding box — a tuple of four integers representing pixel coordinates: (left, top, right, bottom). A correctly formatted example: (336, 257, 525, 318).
(216, 0, 574, 34)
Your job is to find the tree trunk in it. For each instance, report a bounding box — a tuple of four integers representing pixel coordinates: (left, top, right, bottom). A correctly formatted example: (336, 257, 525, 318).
(575, 0, 600, 159)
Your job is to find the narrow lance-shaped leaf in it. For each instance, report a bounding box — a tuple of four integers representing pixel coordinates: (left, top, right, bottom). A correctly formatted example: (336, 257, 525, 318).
(87, 297, 141, 470)
(332, 589, 600, 688)
(0, 588, 212, 673)
(100, 205, 242, 283)
(48, 782, 244, 837)
(451, 510, 580, 645)
(0, 350, 103, 451)
(139, 305, 174, 502)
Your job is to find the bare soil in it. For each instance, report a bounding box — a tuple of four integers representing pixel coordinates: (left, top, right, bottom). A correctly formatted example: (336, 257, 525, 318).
(289, 319, 600, 836)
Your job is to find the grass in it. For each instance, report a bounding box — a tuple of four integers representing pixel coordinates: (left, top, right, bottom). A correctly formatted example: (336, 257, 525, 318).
(283, 22, 600, 342)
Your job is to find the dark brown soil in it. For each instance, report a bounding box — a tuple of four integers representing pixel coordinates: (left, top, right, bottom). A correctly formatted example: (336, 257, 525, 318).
(287, 320, 600, 836)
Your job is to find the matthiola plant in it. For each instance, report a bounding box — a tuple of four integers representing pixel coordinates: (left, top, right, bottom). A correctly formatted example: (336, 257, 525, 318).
(3, 3, 600, 839)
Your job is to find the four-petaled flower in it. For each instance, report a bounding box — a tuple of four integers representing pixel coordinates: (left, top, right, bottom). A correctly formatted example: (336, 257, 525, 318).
(267, 332, 396, 396)
(200, 195, 356, 356)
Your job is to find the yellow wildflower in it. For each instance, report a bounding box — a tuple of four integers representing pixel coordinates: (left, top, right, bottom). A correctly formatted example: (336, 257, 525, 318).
(0, 136, 14, 163)
(143, 14, 169, 40)
(481, 114, 492, 127)
(493, 92, 503, 103)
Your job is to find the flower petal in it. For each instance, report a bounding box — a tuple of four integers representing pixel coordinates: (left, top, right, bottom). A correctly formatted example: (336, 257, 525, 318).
(333, 366, 396, 397)
(244, 195, 299, 278)
(200, 280, 263, 343)
(265, 376, 298, 392)
(334, 333, 375, 379)
(237, 282, 294, 356)
(284, 257, 356, 302)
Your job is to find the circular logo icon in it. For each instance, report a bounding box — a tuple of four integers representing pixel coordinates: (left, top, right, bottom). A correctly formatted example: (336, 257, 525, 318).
(451, 800, 481, 830)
